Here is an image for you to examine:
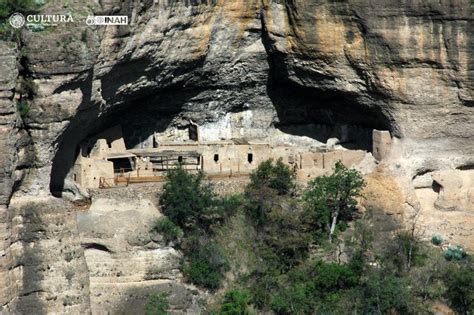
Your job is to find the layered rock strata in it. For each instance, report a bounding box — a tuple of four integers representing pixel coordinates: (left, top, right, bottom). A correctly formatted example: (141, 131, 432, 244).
(0, 0, 472, 313)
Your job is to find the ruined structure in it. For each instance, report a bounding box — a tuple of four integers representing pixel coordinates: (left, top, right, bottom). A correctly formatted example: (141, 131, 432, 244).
(372, 130, 392, 162)
(72, 125, 376, 189)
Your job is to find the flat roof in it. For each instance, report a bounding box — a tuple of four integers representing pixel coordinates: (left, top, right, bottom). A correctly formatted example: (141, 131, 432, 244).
(105, 152, 136, 159)
(129, 149, 201, 157)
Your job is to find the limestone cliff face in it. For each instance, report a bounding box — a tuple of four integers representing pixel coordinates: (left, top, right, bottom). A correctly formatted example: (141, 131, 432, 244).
(0, 0, 472, 313)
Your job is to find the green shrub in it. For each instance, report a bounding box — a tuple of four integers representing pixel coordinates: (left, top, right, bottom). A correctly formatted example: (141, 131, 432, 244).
(268, 261, 359, 314)
(160, 166, 216, 230)
(444, 245, 467, 261)
(258, 205, 312, 271)
(311, 261, 359, 291)
(16, 100, 29, 119)
(219, 289, 253, 315)
(151, 217, 183, 244)
(443, 264, 474, 314)
(183, 241, 229, 290)
(23, 77, 37, 96)
(303, 161, 365, 242)
(431, 234, 443, 246)
(215, 194, 243, 220)
(248, 158, 295, 195)
(247, 273, 278, 309)
(271, 283, 313, 314)
(345, 215, 374, 275)
(245, 174, 312, 271)
(395, 231, 423, 270)
(359, 270, 414, 314)
(144, 292, 169, 315)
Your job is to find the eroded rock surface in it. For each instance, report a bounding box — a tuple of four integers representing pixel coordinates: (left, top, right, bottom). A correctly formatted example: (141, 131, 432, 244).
(0, 0, 472, 313)
(1, 200, 91, 314)
(78, 197, 203, 314)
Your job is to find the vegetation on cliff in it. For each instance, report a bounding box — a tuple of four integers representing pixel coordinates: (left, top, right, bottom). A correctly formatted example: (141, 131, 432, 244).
(150, 160, 473, 315)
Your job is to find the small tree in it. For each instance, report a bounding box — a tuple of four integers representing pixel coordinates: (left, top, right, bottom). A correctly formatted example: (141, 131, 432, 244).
(219, 289, 253, 315)
(443, 264, 474, 314)
(160, 166, 215, 230)
(245, 158, 296, 226)
(248, 158, 295, 195)
(182, 240, 229, 290)
(303, 161, 365, 243)
(151, 217, 183, 244)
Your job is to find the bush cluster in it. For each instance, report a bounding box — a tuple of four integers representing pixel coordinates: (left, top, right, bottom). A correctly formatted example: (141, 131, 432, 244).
(431, 234, 443, 245)
(151, 217, 183, 244)
(160, 168, 216, 230)
(158, 166, 239, 290)
(444, 245, 467, 261)
(182, 238, 229, 290)
(219, 289, 253, 315)
(247, 158, 295, 195)
(144, 292, 169, 315)
(153, 160, 473, 314)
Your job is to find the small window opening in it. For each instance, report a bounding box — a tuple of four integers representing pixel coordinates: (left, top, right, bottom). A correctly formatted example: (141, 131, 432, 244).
(178, 156, 183, 163)
(247, 153, 253, 164)
(432, 181, 442, 193)
(214, 154, 219, 163)
(73, 174, 77, 182)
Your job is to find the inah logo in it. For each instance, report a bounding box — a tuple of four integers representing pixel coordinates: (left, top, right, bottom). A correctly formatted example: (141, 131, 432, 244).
(9, 13, 25, 29)
(86, 15, 128, 26)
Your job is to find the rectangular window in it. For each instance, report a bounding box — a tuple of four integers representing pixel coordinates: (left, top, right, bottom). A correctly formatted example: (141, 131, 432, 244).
(214, 154, 219, 163)
(247, 153, 253, 164)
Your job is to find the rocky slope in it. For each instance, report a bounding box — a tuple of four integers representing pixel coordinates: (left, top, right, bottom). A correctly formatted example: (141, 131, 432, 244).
(0, 0, 473, 313)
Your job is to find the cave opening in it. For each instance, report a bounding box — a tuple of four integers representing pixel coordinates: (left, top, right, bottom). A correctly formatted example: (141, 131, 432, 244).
(50, 75, 396, 197)
(267, 79, 395, 153)
(83, 243, 112, 253)
(49, 86, 192, 197)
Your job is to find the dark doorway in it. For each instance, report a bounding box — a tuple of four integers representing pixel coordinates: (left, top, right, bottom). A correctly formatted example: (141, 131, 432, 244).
(248, 153, 253, 164)
(110, 158, 133, 172)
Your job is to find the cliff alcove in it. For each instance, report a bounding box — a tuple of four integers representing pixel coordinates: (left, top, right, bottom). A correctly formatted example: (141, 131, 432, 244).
(0, 0, 472, 313)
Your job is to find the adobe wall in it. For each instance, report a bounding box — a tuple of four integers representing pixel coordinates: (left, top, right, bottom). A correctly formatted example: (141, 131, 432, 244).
(73, 157, 114, 188)
(372, 130, 392, 161)
(200, 144, 271, 175)
(73, 125, 371, 189)
(80, 126, 127, 158)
